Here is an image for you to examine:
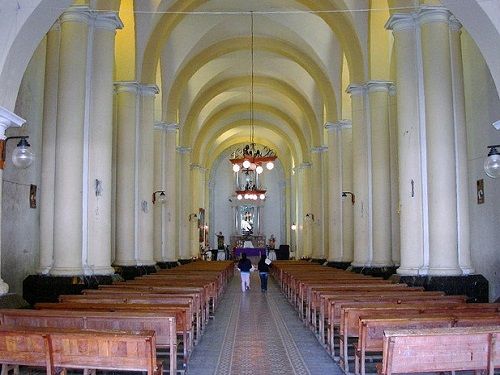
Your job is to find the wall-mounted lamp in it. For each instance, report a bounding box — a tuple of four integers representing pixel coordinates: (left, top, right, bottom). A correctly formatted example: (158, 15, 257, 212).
(152, 190, 166, 204)
(305, 213, 315, 222)
(0, 136, 34, 169)
(342, 191, 355, 205)
(290, 223, 297, 231)
(188, 213, 198, 221)
(484, 145, 500, 178)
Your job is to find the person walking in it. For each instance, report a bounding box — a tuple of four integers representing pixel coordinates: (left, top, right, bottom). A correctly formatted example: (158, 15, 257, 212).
(237, 252, 252, 291)
(258, 254, 271, 292)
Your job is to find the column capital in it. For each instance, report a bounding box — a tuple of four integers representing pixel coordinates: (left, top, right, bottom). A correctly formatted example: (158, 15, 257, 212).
(155, 121, 179, 132)
(297, 162, 312, 170)
(346, 83, 366, 96)
(60, 5, 92, 25)
(0, 106, 25, 139)
(140, 84, 160, 97)
(191, 163, 206, 172)
(311, 146, 328, 153)
(449, 16, 462, 33)
(95, 11, 124, 31)
(114, 81, 140, 94)
(325, 120, 352, 131)
(177, 146, 191, 154)
(367, 80, 395, 93)
(385, 13, 415, 31)
(417, 6, 452, 26)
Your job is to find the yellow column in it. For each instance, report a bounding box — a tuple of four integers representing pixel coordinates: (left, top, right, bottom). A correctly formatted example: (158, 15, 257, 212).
(38, 22, 60, 274)
(347, 84, 371, 267)
(136, 84, 159, 266)
(51, 6, 90, 275)
(419, 7, 461, 275)
(86, 11, 122, 275)
(367, 81, 394, 267)
(341, 122, 354, 263)
(298, 163, 312, 258)
(191, 164, 206, 258)
(178, 146, 192, 259)
(164, 124, 179, 261)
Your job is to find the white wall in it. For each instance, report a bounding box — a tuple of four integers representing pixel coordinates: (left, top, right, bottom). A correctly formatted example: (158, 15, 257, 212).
(462, 31, 500, 302)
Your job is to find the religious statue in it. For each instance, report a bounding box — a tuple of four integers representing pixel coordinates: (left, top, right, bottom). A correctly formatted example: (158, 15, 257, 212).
(216, 231, 225, 249)
(268, 234, 276, 249)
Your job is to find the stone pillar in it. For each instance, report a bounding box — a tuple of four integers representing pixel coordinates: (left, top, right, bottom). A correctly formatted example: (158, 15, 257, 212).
(0, 108, 26, 293)
(191, 163, 206, 258)
(310, 147, 326, 259)
(51, 7, 91, 275)
(38, 22, 60, 274)
(153, 122, 166, 263)
(164, 124, 179, 261)
(136, 84, 159, 266)
(325, 120, 353, 264)
(386, 14, 426, 275)
(341, 122, 354, 263)
(347, 84, 371, 267)
(298, 163, 312, 258)
(178, 147, 192, 259)
(367, 81, 394, 267)
(86, 12, 122, 275)
(419, 7, 461, 275)
(449, 16, 474, 274)
(114, 82, 139, 266)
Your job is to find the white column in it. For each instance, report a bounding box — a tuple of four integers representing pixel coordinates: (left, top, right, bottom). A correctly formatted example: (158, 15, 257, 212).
(191, 164, 206, 258)
(51, 7, 91, 275)
(0, 108, 26, 293)
(419, 7, 461, 275)
(386, 14, 426, 275)
(325, 120, 353, 262)
(86, 12, 122, 275)
(164, 124, 179, 261)
(298, 163, 312, 257)
(153, 122, 165, 262)
(367, 81, 394, 267)
(449, 17, 474, 274)
(136, 84, 159, 266)
(310, 146, 326, 258)
(347, 84, 371, 267)
(341, 122, 354, 263)
(114, 82, 139, 266)
(38, 22, 60, 274)
(177, 146, 191, 259)
(388, 87, 400, 265)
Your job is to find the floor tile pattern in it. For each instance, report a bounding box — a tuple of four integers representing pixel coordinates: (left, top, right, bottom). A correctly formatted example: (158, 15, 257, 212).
(188, 271, 342, 375)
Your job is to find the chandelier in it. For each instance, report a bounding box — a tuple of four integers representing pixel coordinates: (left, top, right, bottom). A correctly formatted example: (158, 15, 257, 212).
(230, 12, 277, 201)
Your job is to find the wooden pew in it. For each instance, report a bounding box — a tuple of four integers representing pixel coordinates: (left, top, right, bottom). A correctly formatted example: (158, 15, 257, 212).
(0, 308, 177, 374)
(35, 302, 192, 365)
(0, 326, 161, 375)
(380, 326, 500, 375)
(356, 314, 500, 375)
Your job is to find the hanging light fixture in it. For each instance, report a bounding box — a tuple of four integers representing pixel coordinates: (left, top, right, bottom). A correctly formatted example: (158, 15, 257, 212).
(230, 12, 277, 201)
(484, 145, 500, 178)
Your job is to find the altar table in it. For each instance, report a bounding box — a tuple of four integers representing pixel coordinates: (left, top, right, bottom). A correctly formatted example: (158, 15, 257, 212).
(234, 247, 266, 257)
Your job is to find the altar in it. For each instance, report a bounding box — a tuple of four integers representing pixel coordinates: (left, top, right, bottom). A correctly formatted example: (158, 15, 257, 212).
(234, 247, 266, 257)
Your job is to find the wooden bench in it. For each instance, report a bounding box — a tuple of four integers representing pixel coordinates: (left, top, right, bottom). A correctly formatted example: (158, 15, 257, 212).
(380, 326, 500, 375)
(0, 326, 161, 375)
(0, 308, 177, 374)
(35, 302, 192, 365)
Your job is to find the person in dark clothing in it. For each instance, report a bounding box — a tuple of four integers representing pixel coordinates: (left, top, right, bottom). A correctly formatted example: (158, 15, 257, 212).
(258, 254, 271, 292)
(237, 253, 252, 291)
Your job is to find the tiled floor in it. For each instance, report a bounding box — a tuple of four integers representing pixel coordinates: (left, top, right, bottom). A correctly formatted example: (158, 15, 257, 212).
(187, 271, 343, 374)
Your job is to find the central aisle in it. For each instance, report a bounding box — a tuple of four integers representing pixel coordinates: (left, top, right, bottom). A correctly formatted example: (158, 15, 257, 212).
(187, 270, 342, 374)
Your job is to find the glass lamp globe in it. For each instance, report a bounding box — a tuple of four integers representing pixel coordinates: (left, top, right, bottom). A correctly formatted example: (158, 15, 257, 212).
(484, 151, 500, 178)
(157, 192, 167, 204)
(232, 164, 240, 172)
(266, 161, 274, 170)
(256, 165, 263, 174)
(242, 160, 251, 169)
(12, 138, 35, 169)
(291, 223, 297, 231)
(259, 194, 265, 200)
(237, 194, 243, 200)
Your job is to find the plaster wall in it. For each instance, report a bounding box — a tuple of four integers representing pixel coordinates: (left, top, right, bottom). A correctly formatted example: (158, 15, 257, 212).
(462, 31, 500, 301)
(1, 38, 46, 295)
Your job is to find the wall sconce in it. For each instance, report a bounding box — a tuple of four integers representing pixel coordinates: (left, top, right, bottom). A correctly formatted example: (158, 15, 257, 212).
(305, 213, 315, 222)
(342, 191, 355, 205)
(484, 145, 500, 178)
(188, 213, 198, 221)
(0, 136, 34, 169)
(152, 190, 166, 204)
(290, 223, 297, 231)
